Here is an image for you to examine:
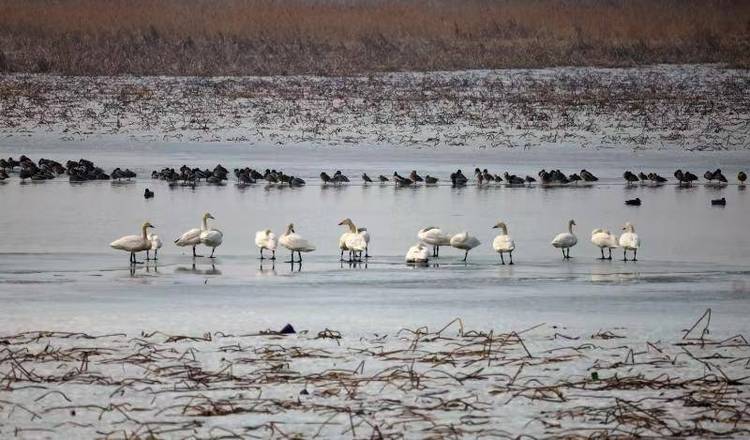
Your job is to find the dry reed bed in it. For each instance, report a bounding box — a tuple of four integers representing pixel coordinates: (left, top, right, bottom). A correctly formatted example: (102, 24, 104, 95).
(0, 0, 749, 75)
(1, 311, 749, 438)
(1, 66, 749, 150)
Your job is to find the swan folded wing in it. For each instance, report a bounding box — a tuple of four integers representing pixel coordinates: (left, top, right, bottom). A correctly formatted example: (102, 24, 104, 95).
(200, 229, 223, 246)
(450, 233, 480, 249)
(148, 234, 163, 250)
(619, 232, 640, 249)
(345, 233, 367, 252)
(591, 232, 618, 248)
(281, 233, 316, 252)
(175, 228, 201, 246)
(552, 232, 577, 247)
(110, 235, 149, 252)
(493, 235, 515, 252)
(419, 228, 451, 245)
(255, 231, 277, 250)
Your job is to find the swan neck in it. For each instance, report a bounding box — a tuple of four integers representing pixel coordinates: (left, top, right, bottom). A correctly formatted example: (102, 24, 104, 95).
(348, 222, 357, 233)
(568, 222, 574, 233)
(142, 225, 148, 239)
(202, 217, 208, 230)
(501, 224, 508, 235)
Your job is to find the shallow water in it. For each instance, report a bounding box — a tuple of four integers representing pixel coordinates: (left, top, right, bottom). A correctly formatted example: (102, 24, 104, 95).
(1, 141, 749, 338)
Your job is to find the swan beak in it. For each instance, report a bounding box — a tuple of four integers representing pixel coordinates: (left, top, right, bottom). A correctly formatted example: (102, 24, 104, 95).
(492, 224, 499, 229)
(337, 220, 345, 225)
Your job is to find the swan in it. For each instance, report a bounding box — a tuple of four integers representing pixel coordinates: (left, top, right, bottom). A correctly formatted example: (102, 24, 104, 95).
(417, 226, 452, 257)
(175, 212, 212, 257)
(357, 227, 371, 258)
(590, 228, 618, 260)
(618, 222, 640, 261)
(146, 233, 162, 260)
(279, 223, 316, 263)
(338, 218, 367, 261)
(405, 243, 430, 264)
(552, 219, 577, 259)
(199, 214, 224, 258)
(110, 222, 155, 264)
(491, 221, 515, 265)
(255, 229, 277, 260)
(450, 232, 481, 262)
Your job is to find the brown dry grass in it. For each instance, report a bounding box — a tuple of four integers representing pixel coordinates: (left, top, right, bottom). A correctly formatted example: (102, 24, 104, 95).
(0, 0, 749, 75)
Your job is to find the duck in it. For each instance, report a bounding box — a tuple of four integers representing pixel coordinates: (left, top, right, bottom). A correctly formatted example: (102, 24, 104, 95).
(418, 226, 452, 257)
(738, 171, 747, 185)
(338, 218, 367, 261)
(450, 232, 481, 262)
(503, 172, 525, 186)
(320, 172, 332, 185)
(409, 170, 424, 183)
(174, 212, 212, 258)
(590, 229, 618, 260)
(199, 214, 223, 258)
(491, 221, 515, 265)
(405, 243, 430, 264)
(648, 172, 668, 184)
(623, 171, 639, 185)
(424, 175, 439, 185)
(619, 222, 640, 261)
(378, 175, 390, 183)
(144, 188, 155, 199)
(146, 233, 162, 260)
(110, 222, 155, 264)
(393, 172, 413, 186)
(551, 219, 577, 259)
(580, 169, 598, 182)
(288, 176, 306, 187)
(362, 173, 373, 184)
(711, 198, 726, 206)
(625, 197, 642, 206)
(450, 170, 468, 186)
(255, 229, 278, 260)
(524, 175, 536, 186)
(332, 170, 350, 184)
(279, 223, 316, 263)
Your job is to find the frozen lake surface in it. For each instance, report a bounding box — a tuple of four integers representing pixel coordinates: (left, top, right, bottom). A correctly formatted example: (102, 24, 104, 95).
(1, 141, 749, 337)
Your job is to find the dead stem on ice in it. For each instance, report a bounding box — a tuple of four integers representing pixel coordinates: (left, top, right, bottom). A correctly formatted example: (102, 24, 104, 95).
(0, 310, 749, 438)
(1, 66, 748, 151)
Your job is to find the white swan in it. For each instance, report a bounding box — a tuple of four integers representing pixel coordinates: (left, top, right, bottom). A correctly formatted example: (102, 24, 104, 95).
(405, 243, 430, 264)
(591, 228, 618, 260)
(450, 232, 481, 262)
(418, 226, 452, 257)
(146, 233, 162, 261)
(175, 212, 212, 257)
(199, 213, 223, 258)
(255, 229, 277, 260)
(338, 218, 367, 261)
(618, 222, 641, 261)
(491, 221, 515, 265)
(110, 222, 155, 264)
(357, 227, 371, 258)
(279, 223, 316, 263)
(552, 219, 577, 259)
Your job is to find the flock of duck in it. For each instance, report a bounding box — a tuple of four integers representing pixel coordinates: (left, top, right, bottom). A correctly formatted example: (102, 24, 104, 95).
(110, 213, 641, 266)
(2, 156, 747, 190)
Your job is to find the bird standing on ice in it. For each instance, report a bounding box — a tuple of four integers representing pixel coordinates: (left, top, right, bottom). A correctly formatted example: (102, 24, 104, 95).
(255, 229, 277, 260)
(146, 233, 162, 260)
(491, 221, 515, 265)
(175, 212, 212, 257)
(450, 232, 481, 262)
(279, 223, 316, 263)
(337, 218, 367, 262)
(418, 226, 452, 257)
(552, 219, 578, 259)
(618, 222, 640, 261)
(590, 228, 617, 260)
(110, 222, 155, 264)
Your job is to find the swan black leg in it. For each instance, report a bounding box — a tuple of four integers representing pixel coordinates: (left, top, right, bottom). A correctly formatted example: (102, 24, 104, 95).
(285, 250, 295, 263)
(463, 250, 468, 262)
(297, 251, 302, 262)
(154, 249, 158, 260)
(509, 252, 514, 265)
(146, 250, 151, 261)
(500, 253, 505, 265)
(271, 250, 276, 261)
(260, 248, 265, 260)
(340, 249, 345, 261)
(561, 248, 566, 259)
(623, 249, 628, 262)
(599, 248, 604, 260)
(209, 248, 216, 258)
(365, 246, 369, 258)
(633, 249, 638, 262)
(608, 248, 612, 260)
(192, 246, 203, 258)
